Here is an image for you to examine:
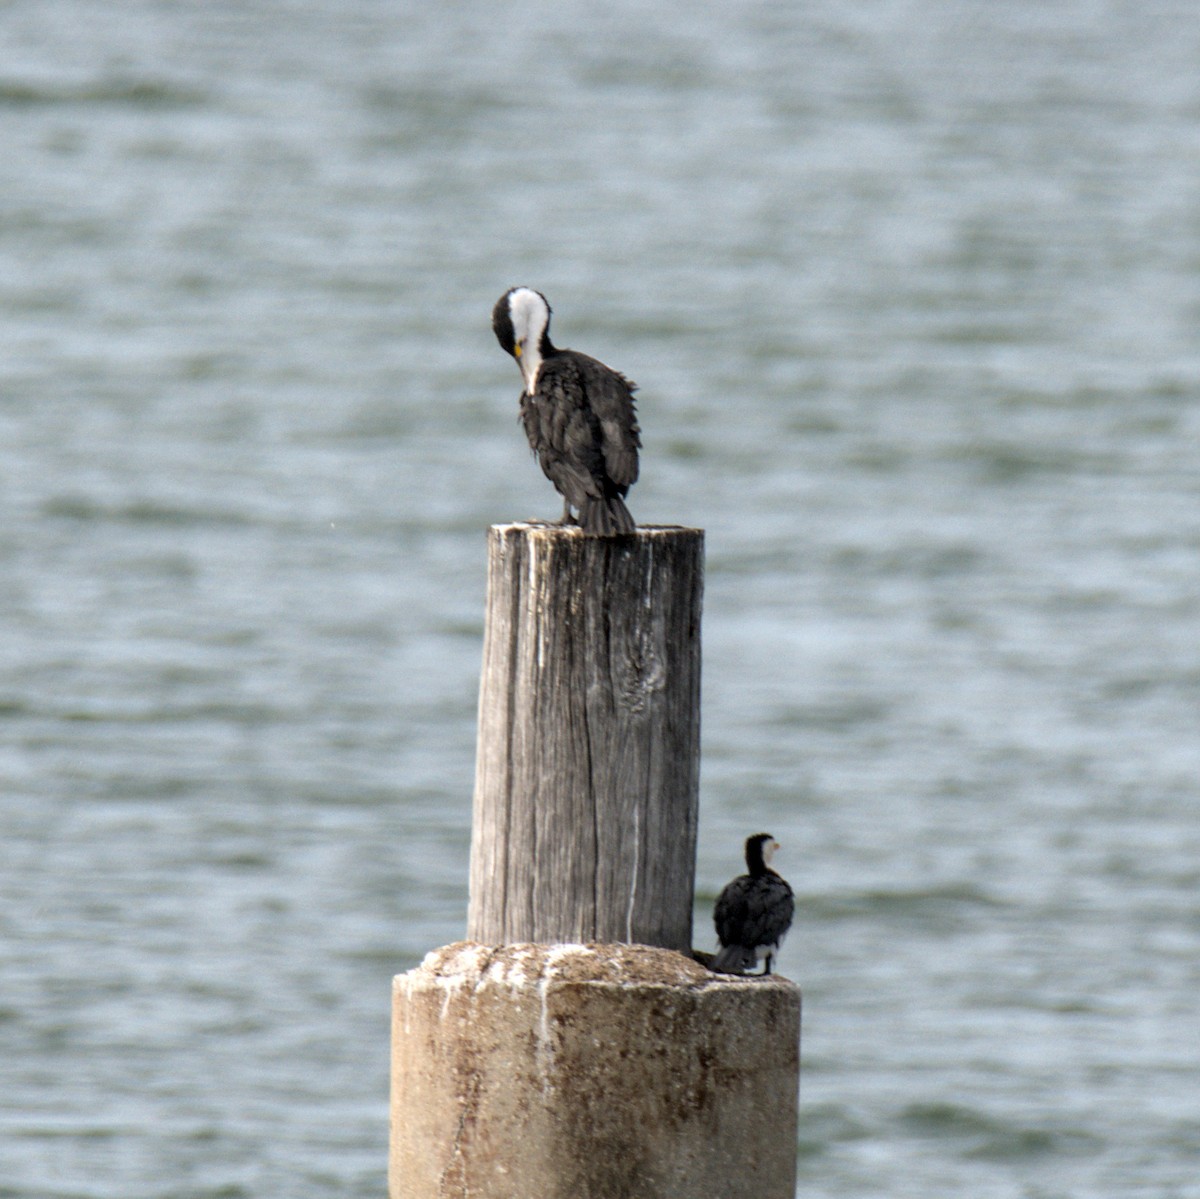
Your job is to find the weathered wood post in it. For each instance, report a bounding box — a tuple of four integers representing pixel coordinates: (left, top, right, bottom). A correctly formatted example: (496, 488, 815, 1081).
(390, 523, 801, 1199)
(468, 523, 703, 949)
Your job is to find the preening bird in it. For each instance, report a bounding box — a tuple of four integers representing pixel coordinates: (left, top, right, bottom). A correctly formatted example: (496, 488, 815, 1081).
(491, 287, 640, 535)
(711, 833, 795, 976)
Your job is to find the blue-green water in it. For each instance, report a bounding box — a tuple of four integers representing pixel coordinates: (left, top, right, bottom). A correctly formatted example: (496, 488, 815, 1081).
(3, 1, 1199, 1195)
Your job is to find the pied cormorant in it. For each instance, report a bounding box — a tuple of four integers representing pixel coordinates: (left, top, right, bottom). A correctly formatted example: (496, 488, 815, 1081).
(492, 287, 640, 535)
(711, 833, 795, 976)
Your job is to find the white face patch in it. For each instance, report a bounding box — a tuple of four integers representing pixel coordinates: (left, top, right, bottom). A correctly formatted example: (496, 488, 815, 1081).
(508, 288, 549, 344)
(507, 288, 549, 394)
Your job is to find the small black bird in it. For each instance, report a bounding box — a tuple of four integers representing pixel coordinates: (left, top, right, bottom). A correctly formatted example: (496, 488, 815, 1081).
(491, 287, 640, 535)
(711, 833, 795, 976)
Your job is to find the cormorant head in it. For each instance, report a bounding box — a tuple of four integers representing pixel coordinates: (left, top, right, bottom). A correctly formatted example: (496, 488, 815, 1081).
(745, 832, 780, 871)
(492, 287, 551, 396)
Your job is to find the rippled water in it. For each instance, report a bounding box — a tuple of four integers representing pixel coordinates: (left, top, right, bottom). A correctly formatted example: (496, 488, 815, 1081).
(3, 1, 1199, 1196)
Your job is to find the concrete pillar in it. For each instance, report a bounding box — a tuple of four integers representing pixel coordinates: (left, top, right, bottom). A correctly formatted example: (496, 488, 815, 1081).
(389, 942, 801, 1199)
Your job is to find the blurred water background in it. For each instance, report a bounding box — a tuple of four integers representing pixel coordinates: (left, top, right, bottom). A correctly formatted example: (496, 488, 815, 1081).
(3, 0, 1200, 1195)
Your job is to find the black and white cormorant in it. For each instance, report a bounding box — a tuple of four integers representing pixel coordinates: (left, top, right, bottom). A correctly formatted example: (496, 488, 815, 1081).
(491, 287, 640, 535)
(711, 833, 795, 976)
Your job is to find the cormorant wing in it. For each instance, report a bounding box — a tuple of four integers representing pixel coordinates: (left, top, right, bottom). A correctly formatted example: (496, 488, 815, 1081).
(714, 875, 754, 946)
(715, 874, 795, 949)
(570, 352, 640, 489)
(521, 360, 608, 510)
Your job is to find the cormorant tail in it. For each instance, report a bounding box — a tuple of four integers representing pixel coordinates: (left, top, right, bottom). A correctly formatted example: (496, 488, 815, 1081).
(710, 944, 754, 975)
(580, 494, 635, 536)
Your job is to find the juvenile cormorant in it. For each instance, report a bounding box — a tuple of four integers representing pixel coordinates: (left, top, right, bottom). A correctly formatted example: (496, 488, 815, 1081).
(491, 287, 640, 535)
(711, 833, 795, 976)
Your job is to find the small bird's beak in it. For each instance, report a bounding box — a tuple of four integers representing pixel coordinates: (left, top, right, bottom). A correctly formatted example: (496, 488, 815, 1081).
(514, 342, 523, 359)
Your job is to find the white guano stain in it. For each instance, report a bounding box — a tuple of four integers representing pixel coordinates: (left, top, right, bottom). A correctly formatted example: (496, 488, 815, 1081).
(535, 945, 591, 1090)
(626, 800, 639, 943)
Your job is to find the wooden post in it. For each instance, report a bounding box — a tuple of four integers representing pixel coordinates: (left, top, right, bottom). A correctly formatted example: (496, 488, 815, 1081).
(468, 523, 703, 950)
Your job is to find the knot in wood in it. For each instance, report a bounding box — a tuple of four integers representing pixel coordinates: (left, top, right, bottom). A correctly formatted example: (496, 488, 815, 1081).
(617, 645, 665, 715)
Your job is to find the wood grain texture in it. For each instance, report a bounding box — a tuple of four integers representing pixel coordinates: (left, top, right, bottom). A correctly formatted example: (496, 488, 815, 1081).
(468, 524, 703, 950)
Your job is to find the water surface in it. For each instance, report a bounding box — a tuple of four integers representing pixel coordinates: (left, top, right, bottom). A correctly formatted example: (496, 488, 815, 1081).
(3, 1, 1199, 1195)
